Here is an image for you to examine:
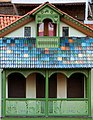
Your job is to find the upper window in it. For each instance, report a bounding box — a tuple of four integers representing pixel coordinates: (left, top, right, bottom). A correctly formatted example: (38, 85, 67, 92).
(38, 19, 56, 37)
(24, 27, 31, 37)
(63, 27, 69, 37)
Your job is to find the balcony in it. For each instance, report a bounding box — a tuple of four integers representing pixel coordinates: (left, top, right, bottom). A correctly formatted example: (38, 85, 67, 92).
(5, 98, 88, 116)
(37, 36, 59, 48)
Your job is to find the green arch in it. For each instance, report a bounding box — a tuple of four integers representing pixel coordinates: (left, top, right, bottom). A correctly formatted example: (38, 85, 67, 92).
(6, 70, 45, 78)
(49, 71, 68, 78)
(68, 71, 88, 78)
(41, 17, 55, 23)
(6, 71, 25, 78)
(48, 70, 88, 78)
(26, 71, 45, 78)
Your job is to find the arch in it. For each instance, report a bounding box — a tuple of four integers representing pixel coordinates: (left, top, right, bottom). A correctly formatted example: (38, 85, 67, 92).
(68, 71, 88, 78)
(49, 71, 68, 78)
(26, 72, 45, 98)
(6, 71, 25, 78)
(26, 71, 45, 78)
(42, 17, 54, 23)
(8, 72, 26, 98)
(67, 72, 85, 98)
(6, 70, 45, 78)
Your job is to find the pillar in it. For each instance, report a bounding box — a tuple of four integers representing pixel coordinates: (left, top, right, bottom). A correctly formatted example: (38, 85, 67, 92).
(0, 69, 3, 118)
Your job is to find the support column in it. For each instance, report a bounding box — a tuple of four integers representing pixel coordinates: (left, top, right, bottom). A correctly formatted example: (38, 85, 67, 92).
(45, 70, 48, 117)
(88, 69, 91, 116)
(2, 71, 6, 117)
(91, 69, 93, 116)
(0, 69, 3, 118)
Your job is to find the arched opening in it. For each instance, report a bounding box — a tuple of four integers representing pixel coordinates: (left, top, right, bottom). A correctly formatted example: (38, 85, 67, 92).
(67, 73, 85, 98)
(26, 73, 45, 98)
(38, 18, 56, 37)
(49, 73, 57, 98)
(49, 73, 67, 98)
(8, 73, 26, 98)
(36, 73, 45, 98)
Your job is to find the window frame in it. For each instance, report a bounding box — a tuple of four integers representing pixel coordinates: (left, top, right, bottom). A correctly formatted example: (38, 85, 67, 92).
(62, 27, 69, 37)
(24, 26, 31, 37)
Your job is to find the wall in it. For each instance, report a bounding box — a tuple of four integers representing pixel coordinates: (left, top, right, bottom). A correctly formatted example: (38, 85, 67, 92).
(26, 73, 36, 98)
(57, 73, 67, 98)
(5, 21, 36, 37)
(5, 21, 86, 37)
(60, 22, 86, 37)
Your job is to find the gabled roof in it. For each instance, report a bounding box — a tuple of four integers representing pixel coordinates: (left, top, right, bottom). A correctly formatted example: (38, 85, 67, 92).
(0, 2, 93, 37)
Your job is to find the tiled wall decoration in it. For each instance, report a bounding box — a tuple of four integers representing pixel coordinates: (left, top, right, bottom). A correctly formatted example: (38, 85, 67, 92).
(0, 37, 93, 68)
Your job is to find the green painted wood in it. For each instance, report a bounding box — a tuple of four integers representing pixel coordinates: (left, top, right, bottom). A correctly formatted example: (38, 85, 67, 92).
(88, 70, 91, 116)
(5, 98, 88, 116)
(35, 5, 60, 48)
(45, 70, 48, 117)
(48, 100, 88, 116)
(48, 69, 89, 78)
(6, 99, 45, 116)
(37, 37, 59, 48)
(5, 69, 46, 78)
(2, 71, 6, 117)
(4, 69, 90, 117)
(0, 69, 3, 117)
(33, 4, 63, 16)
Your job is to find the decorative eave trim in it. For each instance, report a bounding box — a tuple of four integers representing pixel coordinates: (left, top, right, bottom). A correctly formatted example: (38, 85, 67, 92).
(0, 15, 34, 37)
(61, 15, 93, 37)
(32, 2, 64, 16)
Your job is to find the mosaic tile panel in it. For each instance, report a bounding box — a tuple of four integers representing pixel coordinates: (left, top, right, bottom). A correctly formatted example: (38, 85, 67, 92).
(0, 37, 93, 68)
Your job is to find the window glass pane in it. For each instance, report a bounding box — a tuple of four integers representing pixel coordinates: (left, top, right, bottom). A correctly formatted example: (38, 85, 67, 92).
(38, 23, 44, 36)
(63, 27, 69, 37)
(24, 27, 31, 37)
(48, 22, 54, 36)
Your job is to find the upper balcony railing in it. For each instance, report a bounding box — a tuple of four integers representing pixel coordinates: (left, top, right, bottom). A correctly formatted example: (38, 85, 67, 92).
(11, 0, 91, 4)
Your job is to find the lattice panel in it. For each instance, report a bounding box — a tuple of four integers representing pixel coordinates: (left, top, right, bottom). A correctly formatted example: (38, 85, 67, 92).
(6, 100, 45, 116)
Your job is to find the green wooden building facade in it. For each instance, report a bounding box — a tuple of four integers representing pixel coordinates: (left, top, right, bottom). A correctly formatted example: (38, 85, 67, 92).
(0, 2, 93, 117)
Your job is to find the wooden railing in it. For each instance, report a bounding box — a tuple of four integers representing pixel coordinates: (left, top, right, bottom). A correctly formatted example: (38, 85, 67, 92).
(5, 98, 88, 117)
(37, 37, 59, 48)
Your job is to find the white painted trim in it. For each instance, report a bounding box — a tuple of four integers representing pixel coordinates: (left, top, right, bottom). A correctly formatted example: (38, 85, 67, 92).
(84, 20, 93, 24)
